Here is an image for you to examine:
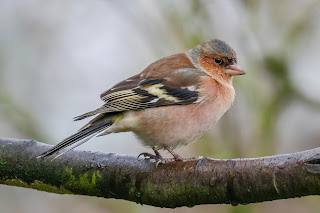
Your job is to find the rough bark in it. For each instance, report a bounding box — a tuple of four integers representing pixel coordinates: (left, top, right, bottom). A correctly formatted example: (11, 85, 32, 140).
(0, 137, 319, 208)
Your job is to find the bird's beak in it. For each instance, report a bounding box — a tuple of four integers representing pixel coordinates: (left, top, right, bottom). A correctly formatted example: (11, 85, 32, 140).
(225, 63, 246, 76)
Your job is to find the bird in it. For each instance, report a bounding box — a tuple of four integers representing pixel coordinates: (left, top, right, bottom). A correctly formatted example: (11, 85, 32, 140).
(38, 39, 245, 161)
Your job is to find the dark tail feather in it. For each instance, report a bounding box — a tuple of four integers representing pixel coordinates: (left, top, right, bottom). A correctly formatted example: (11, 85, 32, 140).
(37, 118, 111, 159)
(73, 109, 101, 121)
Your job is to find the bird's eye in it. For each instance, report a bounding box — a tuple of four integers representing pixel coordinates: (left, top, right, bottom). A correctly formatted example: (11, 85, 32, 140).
(214, 57, 222, 64)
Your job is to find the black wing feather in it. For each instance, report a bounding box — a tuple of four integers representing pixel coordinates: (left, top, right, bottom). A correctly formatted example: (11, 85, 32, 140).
(74, 68, 207, 121)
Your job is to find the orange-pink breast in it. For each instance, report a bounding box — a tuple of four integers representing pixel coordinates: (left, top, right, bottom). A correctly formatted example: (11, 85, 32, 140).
(124, 78, 235, 149)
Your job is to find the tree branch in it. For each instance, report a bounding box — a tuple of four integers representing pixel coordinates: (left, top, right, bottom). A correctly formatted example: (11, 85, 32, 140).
(0, 137, 319, 208)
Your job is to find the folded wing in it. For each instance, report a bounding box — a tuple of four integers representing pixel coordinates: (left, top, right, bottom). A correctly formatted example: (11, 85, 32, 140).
(74, 53, 208, 121)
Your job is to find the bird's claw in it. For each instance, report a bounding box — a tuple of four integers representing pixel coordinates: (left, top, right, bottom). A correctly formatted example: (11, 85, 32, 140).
(137, 152, 172, 167)
(137, 152, 185, 168)
(137, 152, 164, 161)
(154, 158, 178, 167)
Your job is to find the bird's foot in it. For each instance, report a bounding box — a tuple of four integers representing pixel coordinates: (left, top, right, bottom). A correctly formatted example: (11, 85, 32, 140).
(173, 155, 183, 161)
(138, 147, 185, 167)
(137, 152, 176, 167)
(137, 152, 164, 161)
(164, 146, 184, 161)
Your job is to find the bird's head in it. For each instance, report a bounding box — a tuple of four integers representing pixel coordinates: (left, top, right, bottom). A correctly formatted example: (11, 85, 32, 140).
(188, 39, 245, 85)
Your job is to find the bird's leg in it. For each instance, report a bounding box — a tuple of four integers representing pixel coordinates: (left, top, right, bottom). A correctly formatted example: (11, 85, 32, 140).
(164, 146, 183, 161)
(153, 149, 162, 158)
(137, 147, 164, 160)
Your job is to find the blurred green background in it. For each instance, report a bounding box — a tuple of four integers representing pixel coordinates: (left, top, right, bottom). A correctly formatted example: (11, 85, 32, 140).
(1, 0, 320, 212)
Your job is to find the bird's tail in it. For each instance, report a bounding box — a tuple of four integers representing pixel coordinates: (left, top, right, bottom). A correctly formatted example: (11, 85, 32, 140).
(37, 113, 114, 160)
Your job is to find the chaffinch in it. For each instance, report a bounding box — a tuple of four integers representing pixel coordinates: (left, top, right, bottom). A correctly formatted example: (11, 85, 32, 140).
(38, 39, 245, 161)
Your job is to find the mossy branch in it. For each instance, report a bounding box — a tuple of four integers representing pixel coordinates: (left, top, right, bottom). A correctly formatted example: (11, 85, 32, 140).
(0, 137, 319, 208)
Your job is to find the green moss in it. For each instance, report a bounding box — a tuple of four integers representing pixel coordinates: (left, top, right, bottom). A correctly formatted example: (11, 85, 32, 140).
(2, 179, 72, 194)
(0, 160, 6, 172)
(128, 187, 136, 199)
(79, 173, 95, 191)
(92, 170, 101, 185)
(92, 172, 96, 185)
(141, 182, 211, 208)
(126, 181, 144, 204)
(62, 168, 102, 196)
